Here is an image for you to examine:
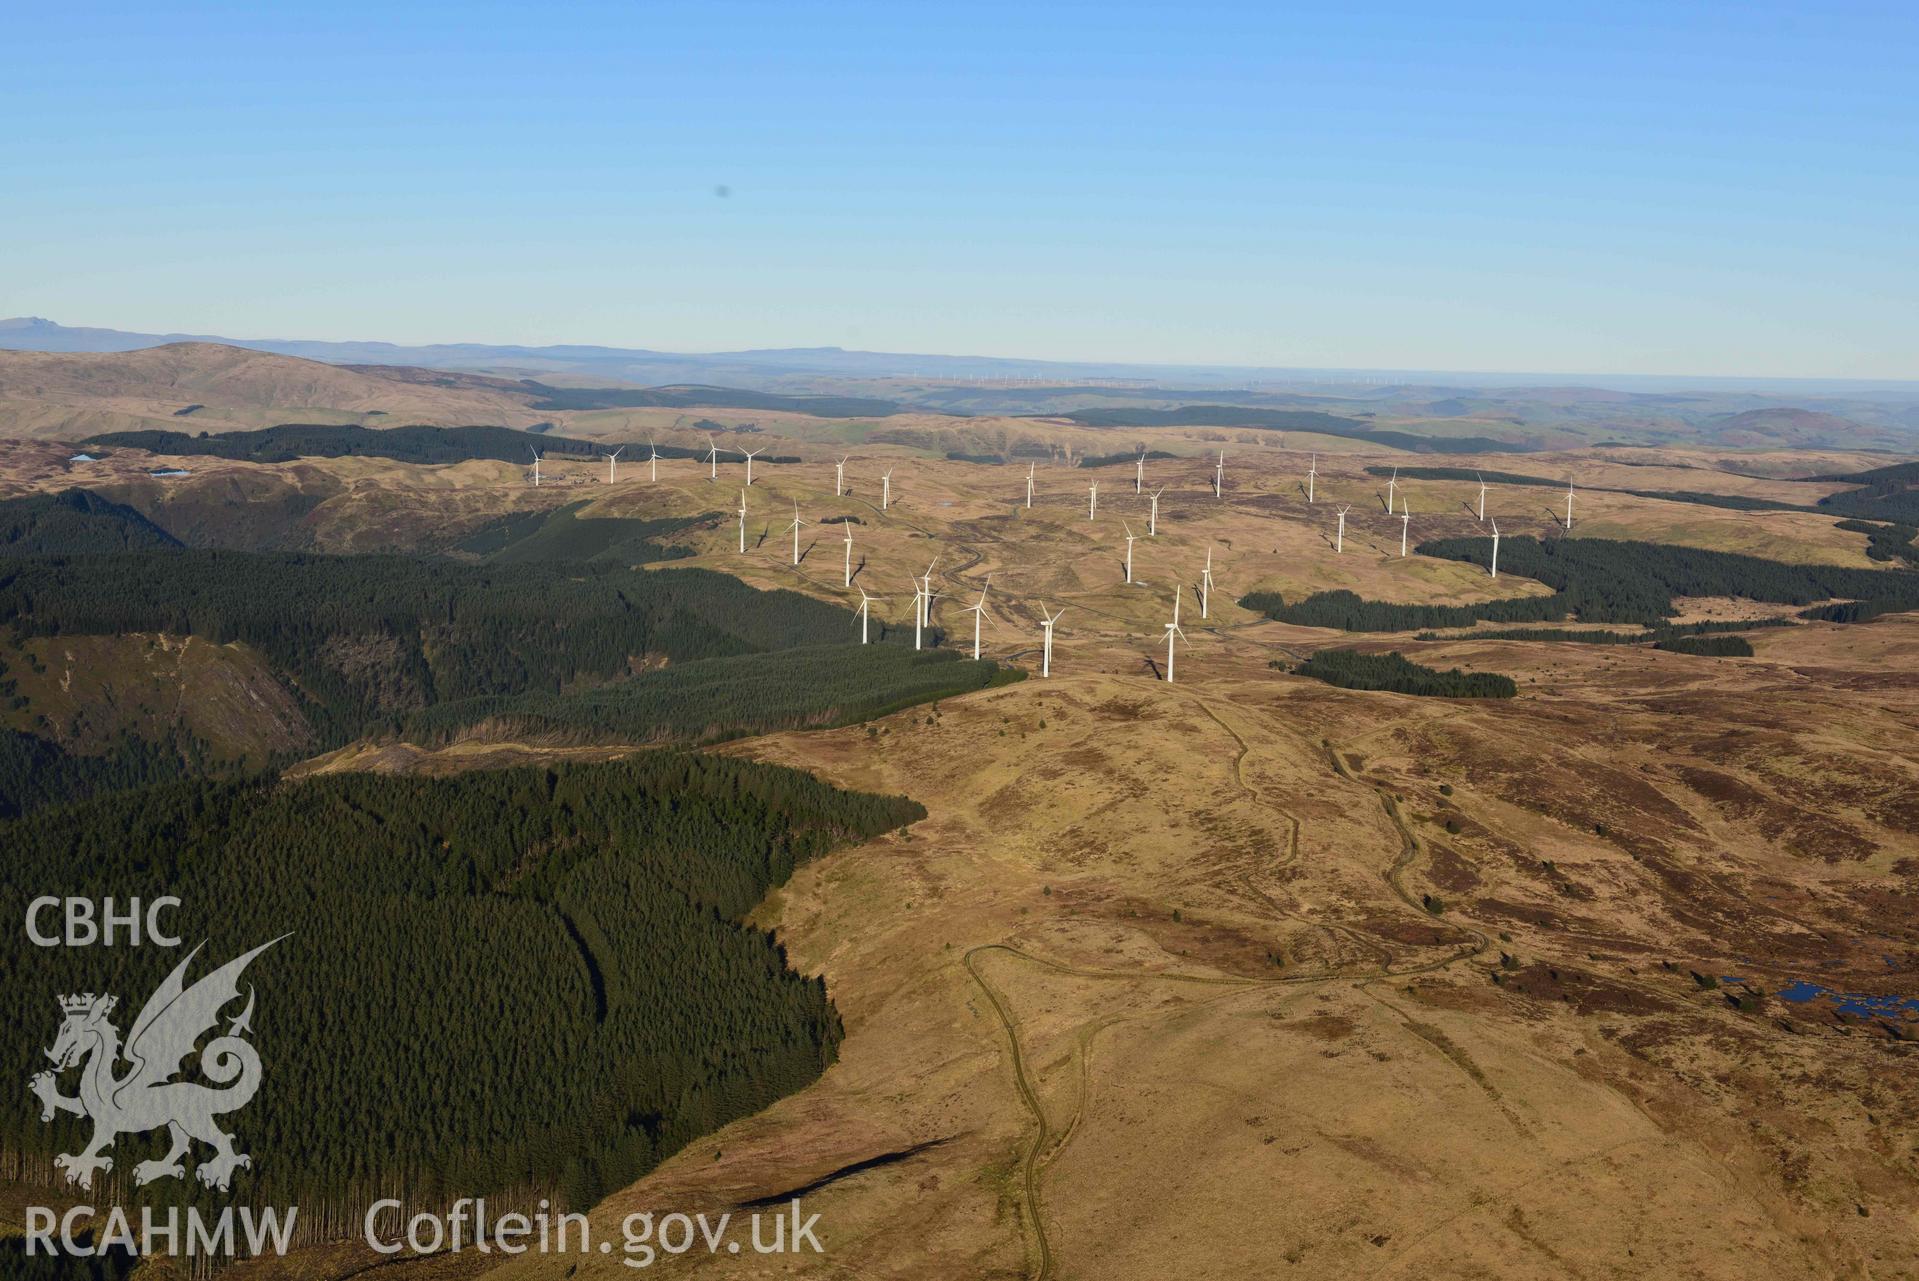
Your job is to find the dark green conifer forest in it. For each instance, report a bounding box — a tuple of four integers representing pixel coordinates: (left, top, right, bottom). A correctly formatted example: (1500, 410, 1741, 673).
(0, 755, 921, 1214)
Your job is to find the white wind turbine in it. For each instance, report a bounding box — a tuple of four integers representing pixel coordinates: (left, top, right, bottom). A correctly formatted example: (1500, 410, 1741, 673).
(787, 500, 806, 566)
(857, 588, 881, 644)
(1088, 480, 1099, 520)
(881, 468, 895, 510)
(738, 446, 763, 486)
(1400, 493, 1411, 557)
(1162, 586, 1188, 683)
(1038, 604, 1064, 678)
(911, 558, 940, 650)
(1135, 446, 1147, 494)
(1122, 521, 1137, 584)
(1200, 546, 1215, 618)
(1148, 486, 1164, 536)
(842, 521, 854, 586)
(1565, 478, 1575, 531)
(1214, 451, 1225, 499)
(1490, 518, 1501, 578)
(606, 445, 624, 484)
(705, 437, 719, 481)
(1335, 504, 1350, 554)
(1306, 453, 1317, 504)
(737, 489, 748, 553)
(528, 445, 542, 487)
(649, 440, 660, 482)
(961, 577, 991, 661)
(1476, 472, 1487, 522)
(835, 456, 848, 497)
(1025, 462, 1035, 510)
(1385, 465, 1398, 513)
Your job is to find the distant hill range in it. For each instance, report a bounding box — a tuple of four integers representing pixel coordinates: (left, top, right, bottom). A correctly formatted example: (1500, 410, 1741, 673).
(0, 342, 923, 440)
(7, 315, 1916, 397)
(1700, 408, 1882, 449)
(2, 319, 1916, 451)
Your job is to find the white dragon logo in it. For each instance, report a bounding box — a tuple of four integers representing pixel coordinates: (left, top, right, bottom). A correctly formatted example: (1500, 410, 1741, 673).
(28, 937, 285, 1192)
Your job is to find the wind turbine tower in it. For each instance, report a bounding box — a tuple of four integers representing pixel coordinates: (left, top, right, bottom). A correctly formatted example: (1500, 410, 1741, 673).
(835, 456, 848, 497)
(910, 558, 939, 651)
(1135, 447, 1146, 494)
(1038, 604, 1064, 678)
(1565, 479, 1575, 531)
(706, 437, 719, 481)
(1200, 547, 1214, 618)
(1214, 452, 1224, 499)
(1477, 472, 1487, 522)
(1148, 487, 1164, 536)
(737, 489, 748, 553)
(857, 588, 880, 643)
(1025, 462, 1035, 509)
(842, 522, 854, 586)
(649, 440, 660, 482)
(528, 446, 542, 488)
(1335, 505, 1350, 554)
(739, 446, 764, 486)
(1386, 466, 1398, 513)
(1307, 454, 1318, 504)
(1163, 586, 1188, 683)
(882, 468, 895, 511)
(1490, 518, 1501, 578)
(606, 445, 624, 484)
(1089, 481, 1099, 520)
(1123, 521, 1136, 584)
(961, 578, 991, 661)
(787, 500, 806, 566)
(1400, 494, 1411, 557)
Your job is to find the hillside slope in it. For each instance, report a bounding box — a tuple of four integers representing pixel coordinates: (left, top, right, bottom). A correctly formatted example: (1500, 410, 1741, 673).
(0, 342, 547, 437)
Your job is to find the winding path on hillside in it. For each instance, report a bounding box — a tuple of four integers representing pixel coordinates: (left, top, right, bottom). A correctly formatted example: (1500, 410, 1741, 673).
(963, 682, 1491, 1280)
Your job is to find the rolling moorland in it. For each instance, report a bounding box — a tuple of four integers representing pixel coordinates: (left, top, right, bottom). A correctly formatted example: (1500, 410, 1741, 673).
(0, 348, 1915, 1280)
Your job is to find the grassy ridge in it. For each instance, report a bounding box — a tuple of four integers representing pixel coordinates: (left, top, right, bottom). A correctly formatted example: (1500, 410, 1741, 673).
(1058, 407, 1524, 454)
(523, 383, 912, 417)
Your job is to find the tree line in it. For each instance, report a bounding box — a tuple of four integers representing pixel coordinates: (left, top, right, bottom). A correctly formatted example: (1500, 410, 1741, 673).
(1288, 648, 1516, 697)
(404, 643, 1019, 747)
(1361, 466, 1819, 513)
(0, 554, 874, 743)
(1242, 537, 1919, 632)
(81, 425, 795, 468)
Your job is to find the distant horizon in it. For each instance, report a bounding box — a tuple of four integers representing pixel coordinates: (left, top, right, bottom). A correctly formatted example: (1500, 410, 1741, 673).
(7, 316, 1919, 398)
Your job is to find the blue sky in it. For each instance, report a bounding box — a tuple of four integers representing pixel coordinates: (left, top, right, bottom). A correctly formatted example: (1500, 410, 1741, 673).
(4, 1, 1915, 377)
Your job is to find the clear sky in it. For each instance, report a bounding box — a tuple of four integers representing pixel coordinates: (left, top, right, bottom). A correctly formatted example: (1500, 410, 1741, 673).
(4, 1, 1915, 378)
